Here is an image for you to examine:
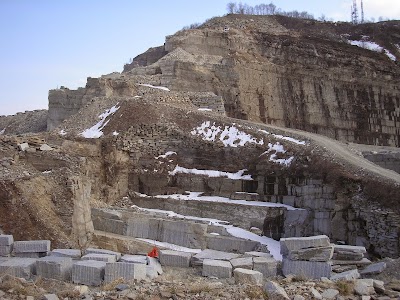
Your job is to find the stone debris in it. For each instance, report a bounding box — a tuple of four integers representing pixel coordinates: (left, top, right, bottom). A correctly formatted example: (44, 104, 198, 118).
(354, 279, 376, 296)
(159, 249, 192, 267)
(202, 259, 232, 279)
(104, 262, 146, 283)
(233, 268, 263, 285)
(320, 288, 339, 299)
(360, 261, 387, 275)
(264, 281, 290, 300)
(36, 256, 73, 281)
(330, 268, 360, 281)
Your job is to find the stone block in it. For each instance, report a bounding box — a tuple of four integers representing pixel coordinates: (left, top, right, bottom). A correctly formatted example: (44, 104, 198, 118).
(14, 252, 47, 258)
(72, 260, 106, 286)
(159, 250, 192, 268)
(330, 269, 360, 281)
(354, 279, 375, 296)
(207, 235, 260, 253)
(120, 255, 147, 264)
(245, 251, 273, 258)
(282, 259, 331, 279)
(85, 248, 121, 261)
(159, 219, 208, 249)
(234, 268, 263, 285)
(333, 251, 364, 261)
(192, 249, 240, 266)
(0, 235, 13, 246)
(321, 289, 339, 300)
(332, 258, 371, 266)
(36, 256, 73, 281)
(264, 281, 290, 300)
(82, 254, 116, 263)
(230, 257, 253, 270)
(202, 259, 232, 279)
(146, 265, 159, 279)
(104, 262, 146, 283)
(253, 257, 278, 277)
(147, 257, 163, 275)
(13, 240, 50, 253)
(360, 262, 386, 275)
(288, 246, 334, 262)
(0, 258, 37, 279)
(50, 249, 81, 259)
(334, 245, 366, 254)
(280, 235, 330, 256)
(0, 246, 12, 257)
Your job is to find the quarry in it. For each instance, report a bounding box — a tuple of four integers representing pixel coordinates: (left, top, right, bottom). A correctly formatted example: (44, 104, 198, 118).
(0, 13, 400, 300)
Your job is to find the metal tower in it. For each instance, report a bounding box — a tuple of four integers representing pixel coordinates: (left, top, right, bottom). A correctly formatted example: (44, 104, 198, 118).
(351, 0, 359, 24)
(361, 0, 364, 23)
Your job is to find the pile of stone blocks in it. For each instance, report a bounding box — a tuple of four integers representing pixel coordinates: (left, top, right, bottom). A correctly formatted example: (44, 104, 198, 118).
(13, 240, 50, 258)
(281, 235, 333, 279)
(0, 235, 13, 257)
(331, 244, 370, 273)
(0, 258, 37, 280)
(36, 256, 73, 281)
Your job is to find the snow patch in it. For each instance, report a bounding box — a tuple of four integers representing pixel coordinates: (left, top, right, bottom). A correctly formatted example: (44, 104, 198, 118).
(139, 83, 170, 91)
(259, 129, 306, 145)
(59, 130, 67, 136)
(191, 121, 264, 147)
(136, 238, 201, 253)
(0, 128, 5, 135)
(155, 151, 177, 160)
(198, 108, 212, 112)
(169, 165, 253, 180)
(349, 40, 396, 61)
(80, 104, 120, 138)
(112, 131, 119, 136)
(42, 170, 52, 174)
(260, 142, 294, 166)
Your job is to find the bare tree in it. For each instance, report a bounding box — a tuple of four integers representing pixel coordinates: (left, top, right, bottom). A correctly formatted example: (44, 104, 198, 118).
(227, 2, 236, 14)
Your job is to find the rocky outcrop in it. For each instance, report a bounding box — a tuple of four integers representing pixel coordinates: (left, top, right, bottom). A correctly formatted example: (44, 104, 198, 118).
(0, 110, 48, 135)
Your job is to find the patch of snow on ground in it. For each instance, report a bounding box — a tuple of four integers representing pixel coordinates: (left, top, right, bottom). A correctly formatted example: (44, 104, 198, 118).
(169, 165, 253, 180)
(150, 191, 301, 211)
(0, 128, 5, 135)
(139, 83, 170, 91)
(349, 40, 396, 61)
(112, 131, 119, 136)
(191, 121, 264, 147)
(42, 170, 52, 174)
(261, 142, 294, 166)
(155, 151, 177, 160)
(136, 238, 201, 254)
(81, 104, 120, 138)
(198, 108, 212, 111)
(59, 130, 67, 136)
(259, 129, 306, 145)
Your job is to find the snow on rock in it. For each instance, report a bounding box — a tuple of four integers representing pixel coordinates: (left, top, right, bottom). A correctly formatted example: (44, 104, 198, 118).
(80, 104, 120, 138)
(138, 83, 170, 91)
(261, 142, 294, 167)
(0, 128, 5, 135)
(191, 121, 264, 147)
(155, 151, 177, 160)
(349, 40, 396, 61)
(259, 129, 306, 145)
(198, 108, 212, 112)
(136, 238, 201, 254)
(112, 131, 119, 136)
(169, 165, 253, 180)
(59, 130, 67, 136)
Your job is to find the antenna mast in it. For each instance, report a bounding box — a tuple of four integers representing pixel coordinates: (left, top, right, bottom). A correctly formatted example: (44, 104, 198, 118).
(351, 0, 359, 24)
(361, 0, 364, 23)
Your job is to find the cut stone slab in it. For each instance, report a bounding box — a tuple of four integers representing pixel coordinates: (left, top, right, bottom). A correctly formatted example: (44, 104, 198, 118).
(264, 281, 290, 300)
(50, 249, 81, 259)
(282, 259, 331, 279)
(332, 258, 371, 266)
(0, 235, 13, 246)
(334, 245, 367, 254)
(207, 235, 260, 253)
(0, 245, 12, 257)
(13, 240, 50, 253)
(202, 259, 232, 279)
(120, 255, 147, 264)
(288, 246, 334, 262)
(333, 251, 364, 261)
(36, 256, 73, 281)
(43, 294, 59, 300)
(85, 248, 121, 260)
(373, 279, 385, 293)
(321, 289, 339, 300)
(230, 257, 253, 270)
(354, 279, 375, 296)
(104, 262, 146, 283)
(360, 262, 387, 275)
(81, 254, 116, 263)
(18, 143, 29, 151)
(192, 249, 241, 266)
(330, 269, 360, 281)
(234, 268, 263, 285)
(147, 257, 163, 275)
(0, 258, 37, 279)
(72, 260, 106, 286)
(245, 251, 273, 258)
(39, 144, 53, 151)
(280, 235, 330, 256)
(14, 252, 47, 258)
(159, 250, 192, 268)
(253, 256, 278, 278)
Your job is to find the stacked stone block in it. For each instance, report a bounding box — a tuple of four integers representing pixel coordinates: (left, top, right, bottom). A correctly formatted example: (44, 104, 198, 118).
(331, 245, 369, 273)
(0, 258, 37, 280)
(36, 256, 73, 281)
(281, 235, 333, 279)
(159, 250, 192, 267)
(0, 235, 13, 257)
(13, 240, 50, 258)
(50, 249, 81, 259)
(202, 259, 232, 278)
(104, 262, 146, 283)
(72, 260, 106, 286)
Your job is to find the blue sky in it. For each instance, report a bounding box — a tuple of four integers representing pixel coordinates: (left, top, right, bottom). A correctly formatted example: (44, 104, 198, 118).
(0, 0, 399, 115)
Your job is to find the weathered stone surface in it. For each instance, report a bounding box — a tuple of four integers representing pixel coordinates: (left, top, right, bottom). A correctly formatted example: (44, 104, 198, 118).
(360, 262, 386, 275)
(39, 144, 53, 151)
(13, 240, 50, 253)
(85, 248, 121, 261)
(234, 268, 263, 285)
(373, 279, 385, 293)
(147, 257, 163, 275)
(333, 251, 364, 261)
(104, 262, 146, 283)
(0, 235, 13, 246)
(192, 249, 240, 266)
(321, 289, 339, 300)
(253, 256, 278, 278)
(330, 269, 360, 281)
(146, 265, 159, 279)
(230, 257, 253, 270)
(72, 260, 106, 286)
(0, 245, 11, 257)
(18, 143, 29, 151)
(332, 258, 371, 266)
(159, 250, 192, 268)
(0, 258, 37, 279)
(354, 279, 376, 296)
(207, 235, 260, 253)
(310, 287, 322, 300)
(280, 235, 330, 256)
(282, 259, 331, 279)
(288, 246, 334, 262)
(43, 294, 59, 300)
(120, 254, 147, 264)
(14, 252, 47, 258)
(81, 254, 117, 263)
(293, 295, 305, 300)
(334, 245, 367, 254)
(202, 259, 232, 279)
(50, 249, 81, 259)
(264, 281, 290, 300)
(36, 256, 73, 281)
(245, 251, 273, 258)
